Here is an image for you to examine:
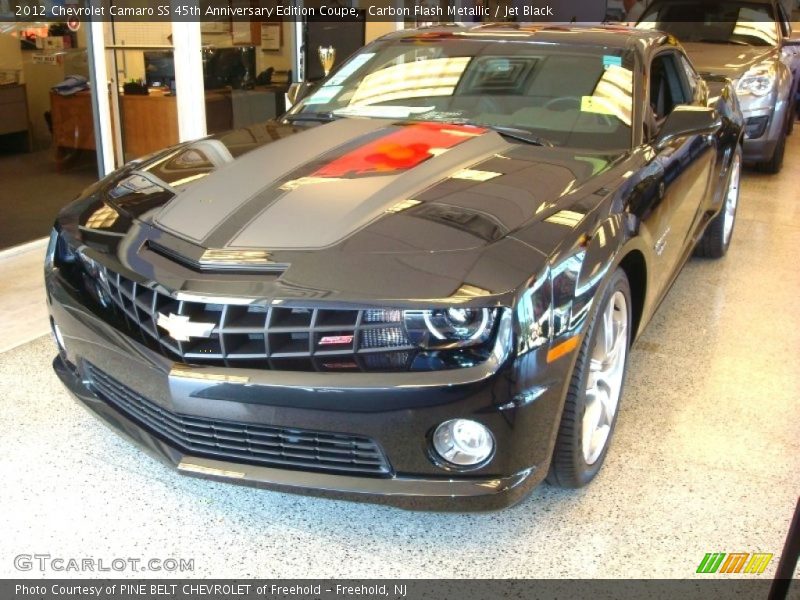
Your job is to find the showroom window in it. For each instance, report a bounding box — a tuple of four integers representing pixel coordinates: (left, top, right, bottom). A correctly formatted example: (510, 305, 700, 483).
(0, 10, 398, 252)
(0, 22, 101, 250)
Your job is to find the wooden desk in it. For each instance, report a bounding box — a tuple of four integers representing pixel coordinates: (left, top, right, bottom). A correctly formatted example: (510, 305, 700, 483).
(50, 90, 95, 168)
(49, 86, 289, 164)
(50, 89, 177, 162)
(50, 91, 94, 149)
(120, 92, 179, 158)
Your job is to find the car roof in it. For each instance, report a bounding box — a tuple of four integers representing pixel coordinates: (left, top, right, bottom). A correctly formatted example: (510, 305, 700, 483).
(386, 23, 673, 51)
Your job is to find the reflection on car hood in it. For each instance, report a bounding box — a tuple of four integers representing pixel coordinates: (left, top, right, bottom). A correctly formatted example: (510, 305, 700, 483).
(90, 118, 622, 255)
(681, 43, 777, 78)
(61, 118, 630, 302)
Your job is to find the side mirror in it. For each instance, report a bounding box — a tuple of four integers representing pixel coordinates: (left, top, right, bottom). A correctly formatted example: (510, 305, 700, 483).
(654, 105, 721, 150)
(286, 81, 315, 107)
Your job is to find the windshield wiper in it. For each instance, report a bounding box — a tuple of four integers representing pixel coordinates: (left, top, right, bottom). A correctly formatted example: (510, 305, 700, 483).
(284, 112, 337, 123)
(483, 125, 553, 147)
(418, 118, 554, 147)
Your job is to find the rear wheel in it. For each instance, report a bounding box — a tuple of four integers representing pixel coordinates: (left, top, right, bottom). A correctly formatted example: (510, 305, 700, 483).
(547, 269, 631, 488)
(696, 145, 741, 259)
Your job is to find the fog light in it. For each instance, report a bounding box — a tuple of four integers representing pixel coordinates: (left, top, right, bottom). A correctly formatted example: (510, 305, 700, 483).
(432, 419, 494, 467)
(745, 115, 769, 139)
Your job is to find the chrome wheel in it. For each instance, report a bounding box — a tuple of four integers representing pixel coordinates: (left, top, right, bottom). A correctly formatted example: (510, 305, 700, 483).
(723, 151, 741, 246)
(582, 291, 629, 465)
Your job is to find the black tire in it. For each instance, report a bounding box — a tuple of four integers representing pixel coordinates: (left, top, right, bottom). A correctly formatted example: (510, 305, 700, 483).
(546, 269, 632, 488)
(695, 145, 742, 259)
(758, 119, 787, 174)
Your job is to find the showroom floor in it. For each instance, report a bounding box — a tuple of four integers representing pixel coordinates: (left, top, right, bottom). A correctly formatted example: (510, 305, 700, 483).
(0, 136, 798, 579)
(0, 149, 97, 251)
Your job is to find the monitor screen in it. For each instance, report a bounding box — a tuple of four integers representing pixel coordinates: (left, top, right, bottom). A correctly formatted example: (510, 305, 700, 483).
(144, 51, 175, 88)
(203, 47, 256, 90)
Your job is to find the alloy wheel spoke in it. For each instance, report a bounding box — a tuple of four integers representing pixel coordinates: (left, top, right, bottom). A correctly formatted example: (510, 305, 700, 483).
(582, 390, 603, 456)
(603, 303, 615, 355)
(597, 381, 615, 427)
(589, 357, 604, 373)
(582, 290, 629, 465)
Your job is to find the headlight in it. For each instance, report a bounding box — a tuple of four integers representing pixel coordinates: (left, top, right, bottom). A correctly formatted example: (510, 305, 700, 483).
(403, 308, 498, 349)
(736, 64, 776, 97)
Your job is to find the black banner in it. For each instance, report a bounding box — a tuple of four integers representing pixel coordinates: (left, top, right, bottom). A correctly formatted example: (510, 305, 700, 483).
(1, 579, 789, 600)
(3, 0, 607, 23)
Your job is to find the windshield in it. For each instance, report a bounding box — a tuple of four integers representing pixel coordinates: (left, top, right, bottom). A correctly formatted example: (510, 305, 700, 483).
(288, 37, 635, 151)
(637, 1, 779, 47)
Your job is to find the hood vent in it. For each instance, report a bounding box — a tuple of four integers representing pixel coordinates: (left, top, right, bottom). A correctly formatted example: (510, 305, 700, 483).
(146, 240, 289, 274)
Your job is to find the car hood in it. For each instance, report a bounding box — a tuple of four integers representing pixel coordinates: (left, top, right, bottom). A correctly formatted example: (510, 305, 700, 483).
(88, 119, 624, 253)
(62, 118, 627, 302)
(681, 43, 778, 78)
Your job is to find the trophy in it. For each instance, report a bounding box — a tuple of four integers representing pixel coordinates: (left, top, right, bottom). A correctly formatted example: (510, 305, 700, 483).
(318, 46, 336, 77)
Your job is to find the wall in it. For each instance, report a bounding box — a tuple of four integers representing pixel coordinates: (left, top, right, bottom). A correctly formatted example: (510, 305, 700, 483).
(0, 32, 23, 79)
(255, 21, 294, 76)
(103, 22, 172, 84)
(201, 21, 294, 80)
(6, 24, 91, 149)
(365, 21, 398, 44)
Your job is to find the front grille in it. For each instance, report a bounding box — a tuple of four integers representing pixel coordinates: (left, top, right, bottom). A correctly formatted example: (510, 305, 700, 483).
(85, 363, 392, 476)
(91, 264, 415, 372)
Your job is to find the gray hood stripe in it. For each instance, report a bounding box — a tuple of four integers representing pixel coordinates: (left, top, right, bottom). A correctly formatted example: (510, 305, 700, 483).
(201, 123, 397, 249)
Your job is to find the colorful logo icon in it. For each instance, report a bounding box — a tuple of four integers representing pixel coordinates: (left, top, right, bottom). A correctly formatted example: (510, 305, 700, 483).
(697, 552, 773, 574)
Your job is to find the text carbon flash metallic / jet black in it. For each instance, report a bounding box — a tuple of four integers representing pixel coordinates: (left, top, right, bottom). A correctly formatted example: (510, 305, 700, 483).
(46, 25, 744, 510)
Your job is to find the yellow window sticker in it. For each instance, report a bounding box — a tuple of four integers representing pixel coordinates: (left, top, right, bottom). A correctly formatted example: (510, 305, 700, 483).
(581, 96, 614, 115)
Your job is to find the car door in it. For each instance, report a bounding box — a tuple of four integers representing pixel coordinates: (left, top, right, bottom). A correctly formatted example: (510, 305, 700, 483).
(645, 50, 716, 296)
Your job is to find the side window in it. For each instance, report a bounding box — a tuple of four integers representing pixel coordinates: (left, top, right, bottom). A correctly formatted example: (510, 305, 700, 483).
(679, 55, 700, 100)
(648, 52, 692, 127)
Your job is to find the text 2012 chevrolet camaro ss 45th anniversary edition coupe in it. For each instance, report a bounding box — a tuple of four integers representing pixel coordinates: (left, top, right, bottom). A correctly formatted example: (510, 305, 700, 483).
(46, 25, 744, 510)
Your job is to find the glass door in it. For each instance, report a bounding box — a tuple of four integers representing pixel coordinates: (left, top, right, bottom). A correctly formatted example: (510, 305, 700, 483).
(101, 21, 181, 165)
(0, 21, 100, 249)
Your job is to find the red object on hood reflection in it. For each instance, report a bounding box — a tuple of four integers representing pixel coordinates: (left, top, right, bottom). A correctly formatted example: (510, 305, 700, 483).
(311, 122, 485, 178)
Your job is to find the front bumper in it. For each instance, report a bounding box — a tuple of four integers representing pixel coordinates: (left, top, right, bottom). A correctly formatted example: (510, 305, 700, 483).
(740, 101, 789, 164)
(47, 270, 568, 511)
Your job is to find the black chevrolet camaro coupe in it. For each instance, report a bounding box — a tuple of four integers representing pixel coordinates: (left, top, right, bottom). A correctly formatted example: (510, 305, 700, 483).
(47, 25, 743, 510)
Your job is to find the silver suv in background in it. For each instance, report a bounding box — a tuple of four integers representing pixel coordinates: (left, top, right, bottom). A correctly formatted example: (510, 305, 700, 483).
(639, 0, 800, 172)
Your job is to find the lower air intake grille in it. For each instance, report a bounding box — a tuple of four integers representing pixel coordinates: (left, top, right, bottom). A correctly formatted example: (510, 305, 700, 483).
(85, 363, 392, 477)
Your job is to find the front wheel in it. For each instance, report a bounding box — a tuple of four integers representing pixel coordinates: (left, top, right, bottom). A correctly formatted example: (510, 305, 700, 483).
(547, 269, 632, 488)
(695, 145, 741, 259)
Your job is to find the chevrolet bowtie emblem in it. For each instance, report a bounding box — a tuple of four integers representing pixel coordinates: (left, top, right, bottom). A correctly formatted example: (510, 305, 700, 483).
(156, 312, 215, 342)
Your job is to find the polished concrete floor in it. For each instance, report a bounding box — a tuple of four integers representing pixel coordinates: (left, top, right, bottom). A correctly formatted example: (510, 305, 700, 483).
(0, 149, 97, 250)
(0, 238, 49, 353)
(0, 135, 798, 579)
